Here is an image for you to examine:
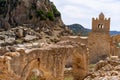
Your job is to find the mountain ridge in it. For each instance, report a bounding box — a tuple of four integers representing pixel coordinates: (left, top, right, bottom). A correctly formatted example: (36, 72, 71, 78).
(67, 24, 120, 36)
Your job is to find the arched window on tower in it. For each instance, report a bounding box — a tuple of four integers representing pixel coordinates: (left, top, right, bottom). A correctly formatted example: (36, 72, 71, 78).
(98, 24, 104, 29)
(101, 24, 104, 29)
(98, 24, 101, 28)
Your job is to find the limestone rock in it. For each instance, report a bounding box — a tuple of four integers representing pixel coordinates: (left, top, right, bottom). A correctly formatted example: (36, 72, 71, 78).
(84, 58, 120, 80)
(0, 0, 72, 43)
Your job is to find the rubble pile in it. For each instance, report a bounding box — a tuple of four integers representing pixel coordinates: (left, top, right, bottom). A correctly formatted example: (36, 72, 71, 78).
(85, 56, 120, 80)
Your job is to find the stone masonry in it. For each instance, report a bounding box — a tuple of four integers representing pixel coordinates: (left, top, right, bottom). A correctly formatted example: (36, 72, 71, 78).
(0, 39, 89, 80)
(88, 13, 111, 63)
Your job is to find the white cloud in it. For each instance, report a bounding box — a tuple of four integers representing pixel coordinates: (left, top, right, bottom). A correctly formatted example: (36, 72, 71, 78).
(50, 0, 120, 31)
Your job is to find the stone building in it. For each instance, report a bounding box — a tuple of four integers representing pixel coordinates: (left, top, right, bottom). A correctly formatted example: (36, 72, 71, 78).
(88, 13, 111, 63)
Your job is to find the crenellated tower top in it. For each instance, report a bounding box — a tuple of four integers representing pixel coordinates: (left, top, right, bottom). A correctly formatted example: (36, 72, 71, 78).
(92, 12, 110, 33)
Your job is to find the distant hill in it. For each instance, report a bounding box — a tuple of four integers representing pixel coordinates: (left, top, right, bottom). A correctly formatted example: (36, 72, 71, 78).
(67, 24, 120, 36)
(110, 31, 120, 35)
(67, 24, 91, 36)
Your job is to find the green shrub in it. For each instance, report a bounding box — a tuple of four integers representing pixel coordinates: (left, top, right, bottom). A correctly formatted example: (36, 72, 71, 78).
(36, 10, 47, 20)
(46, 11, 54, 21)
(15, 39, 24, 44)
(51, 3, 61, 17)
(31, 76, 38, 80)
(36, 9, 55, 21)
(64, 76, 73, 80)
(89, 64, 95, 69)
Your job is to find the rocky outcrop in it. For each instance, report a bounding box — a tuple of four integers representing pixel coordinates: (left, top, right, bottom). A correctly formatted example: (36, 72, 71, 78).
(0, 26, 41, 47)
(0, 0, 72, 44)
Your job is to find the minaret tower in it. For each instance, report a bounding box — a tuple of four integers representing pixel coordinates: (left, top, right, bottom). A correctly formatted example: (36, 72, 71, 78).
(88, 13, 111, 63)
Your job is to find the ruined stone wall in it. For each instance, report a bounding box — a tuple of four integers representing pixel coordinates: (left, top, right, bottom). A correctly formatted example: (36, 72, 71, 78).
(110, 45, 120, 56)
(88, 32, 110, 63)
(58, 40, 89, 80)
(117, 48, 120, 58)
(72, 44, 89, 80)
(110, 35, 120, 57)
(0, 55, 20, 80)
(0, 41, 89, 80)
(61, 36, 88, 45)
(11, 45, 74, 80)
(60, 36, 88, 69)
(110, 45, 116, 56)
(112, 47, 120, 57)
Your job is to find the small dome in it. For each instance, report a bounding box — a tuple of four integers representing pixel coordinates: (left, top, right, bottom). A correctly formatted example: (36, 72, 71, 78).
(99, 12, 104, 19)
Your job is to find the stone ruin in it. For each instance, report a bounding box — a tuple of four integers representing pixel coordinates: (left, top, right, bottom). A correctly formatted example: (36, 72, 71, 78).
(88, 13, 111, 63)
(110, 35, 120, 57)
(0, 36, 89, 80)
(0, 13, 120, 80)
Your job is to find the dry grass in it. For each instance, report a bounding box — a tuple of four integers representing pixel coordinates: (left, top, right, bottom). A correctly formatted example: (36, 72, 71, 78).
(89, 64, 95, 69)
(89, 64, 95, 72)
(64, 75, 73, 80)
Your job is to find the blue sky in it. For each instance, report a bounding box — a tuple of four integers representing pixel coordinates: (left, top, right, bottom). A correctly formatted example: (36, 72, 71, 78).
(50, 0, 120, 31)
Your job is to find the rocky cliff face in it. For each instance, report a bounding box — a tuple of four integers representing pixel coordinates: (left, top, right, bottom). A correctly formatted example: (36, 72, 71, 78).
(0, 0, 71, 41)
